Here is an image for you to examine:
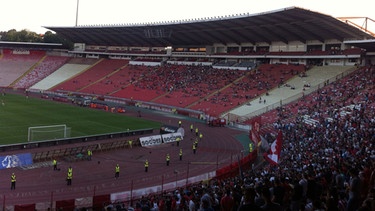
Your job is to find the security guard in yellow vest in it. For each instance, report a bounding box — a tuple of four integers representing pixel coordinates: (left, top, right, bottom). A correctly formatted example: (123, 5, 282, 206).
(195, 127, 199, 136)
(87, 149, 92, 161)
(179, 148, 183, 161)
(115, 164, 120, 179)
(194, 138, 199, 148)
(53, 159, 57, 171)
(166, 153, 170, 166)
(144, 159, 149, 172)
(190, 124, 194, 133)
(249, 143, 253, 153)
(193, 142, 197, 154)
(11, 173, 16, 190)
(176, 137, 181, 147)
(178, 120, 182, 127)
(199, 132, 203, 141)
(67, 171, 72, 186)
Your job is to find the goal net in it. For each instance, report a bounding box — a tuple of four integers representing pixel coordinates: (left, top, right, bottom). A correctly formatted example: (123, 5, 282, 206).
(28, 124, 71, 142)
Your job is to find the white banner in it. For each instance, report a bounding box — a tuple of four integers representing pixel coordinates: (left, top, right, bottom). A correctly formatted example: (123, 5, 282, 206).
(139, 135, 163, 147)
(139, 133, 184, 147)
(13, 49, 30, 55)
(162, 132, 183, 144)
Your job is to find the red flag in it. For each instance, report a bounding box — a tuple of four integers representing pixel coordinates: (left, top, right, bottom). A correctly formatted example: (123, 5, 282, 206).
(249, 116, 261, 146)
(264, 130, 283, 165)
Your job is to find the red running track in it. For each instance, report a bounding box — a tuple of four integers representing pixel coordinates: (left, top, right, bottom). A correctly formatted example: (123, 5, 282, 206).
(0, 109, 245, 206)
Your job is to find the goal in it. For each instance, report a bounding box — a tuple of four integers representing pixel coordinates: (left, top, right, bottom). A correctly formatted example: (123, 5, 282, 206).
(28, 124, 71, 142)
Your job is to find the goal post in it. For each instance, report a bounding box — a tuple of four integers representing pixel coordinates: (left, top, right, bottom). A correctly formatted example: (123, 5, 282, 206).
(28, 124, 71, 142)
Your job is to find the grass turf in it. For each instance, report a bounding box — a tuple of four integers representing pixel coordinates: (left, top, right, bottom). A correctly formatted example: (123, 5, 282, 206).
(0, 94, 161, 145)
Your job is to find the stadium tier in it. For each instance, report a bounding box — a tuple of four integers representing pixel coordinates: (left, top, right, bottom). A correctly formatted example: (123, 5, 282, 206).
(0, 6, 374, 210)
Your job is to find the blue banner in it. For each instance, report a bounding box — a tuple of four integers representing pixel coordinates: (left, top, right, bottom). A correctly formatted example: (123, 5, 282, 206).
(0, 153, 33, 169)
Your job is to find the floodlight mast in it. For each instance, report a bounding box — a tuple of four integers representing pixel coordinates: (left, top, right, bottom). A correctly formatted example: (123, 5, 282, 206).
(75, 0, 80, 26)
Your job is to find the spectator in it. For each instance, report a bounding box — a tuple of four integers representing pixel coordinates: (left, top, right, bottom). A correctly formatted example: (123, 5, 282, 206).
(220, 189, 234, 211)
(346, 168, 361, 211)
(260, 187, 282, 211)
(237, 187, 262, 211)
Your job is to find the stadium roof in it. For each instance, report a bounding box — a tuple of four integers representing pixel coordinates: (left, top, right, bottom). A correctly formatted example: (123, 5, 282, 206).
(45, 7, 375, 48)
(344, 39, 375, 52)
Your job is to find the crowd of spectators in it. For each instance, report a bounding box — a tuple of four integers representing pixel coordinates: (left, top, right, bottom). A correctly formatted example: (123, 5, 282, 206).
(131, 64, 245, 95)
(105, 65, 374, 211)
(112, 63, 303, 111)
(188, 63, 305, 116)
(31, 58, 306, 116)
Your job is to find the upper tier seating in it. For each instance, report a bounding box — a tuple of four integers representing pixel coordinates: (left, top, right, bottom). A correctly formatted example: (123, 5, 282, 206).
(244, 65, 374, 126)
(189, 63, 306, 116)
(12, 56, 70, 89)
(78, 60, 135, 96)
(51, 59, 129, 92)
(31, 63, 92, 90)
(111, 65, 175, 101)
(0, 49, 45, 87)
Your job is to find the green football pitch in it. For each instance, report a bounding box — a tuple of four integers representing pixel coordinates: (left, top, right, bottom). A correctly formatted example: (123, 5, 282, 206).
(0, 93, 161, 145)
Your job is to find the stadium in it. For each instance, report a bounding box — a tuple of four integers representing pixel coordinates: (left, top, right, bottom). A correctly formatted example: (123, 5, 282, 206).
(0, 6, 374, 211)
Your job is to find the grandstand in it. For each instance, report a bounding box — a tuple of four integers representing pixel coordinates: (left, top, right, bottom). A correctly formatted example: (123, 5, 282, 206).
(0, 6, 374, 211)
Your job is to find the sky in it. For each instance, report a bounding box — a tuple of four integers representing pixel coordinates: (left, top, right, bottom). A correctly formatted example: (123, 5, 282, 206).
(1, 0, 375, 34)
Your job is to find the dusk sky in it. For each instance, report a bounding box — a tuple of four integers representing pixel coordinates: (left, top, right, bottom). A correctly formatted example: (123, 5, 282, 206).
(1, 0, 374, 34)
